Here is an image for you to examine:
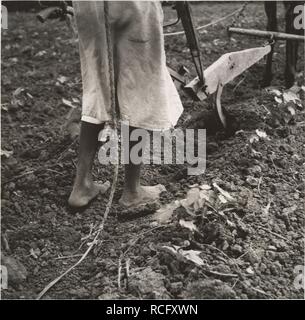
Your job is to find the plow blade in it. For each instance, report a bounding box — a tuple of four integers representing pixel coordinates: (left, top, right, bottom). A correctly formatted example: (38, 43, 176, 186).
(185, 45, 272, 101)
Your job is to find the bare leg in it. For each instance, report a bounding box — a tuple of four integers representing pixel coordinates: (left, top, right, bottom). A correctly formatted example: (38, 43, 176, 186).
(119, 126, 165, 208)
(68, 121, 110, 207)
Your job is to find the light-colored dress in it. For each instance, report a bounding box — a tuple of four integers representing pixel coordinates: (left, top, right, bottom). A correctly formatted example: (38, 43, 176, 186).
(73, 1, 183, 130)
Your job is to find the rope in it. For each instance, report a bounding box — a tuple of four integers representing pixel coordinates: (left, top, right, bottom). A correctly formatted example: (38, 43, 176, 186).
(229, 2, 248, 29)
(164, 4, 247, 37)
(101, 0, 119, 237)
(37, 1, 119, 300)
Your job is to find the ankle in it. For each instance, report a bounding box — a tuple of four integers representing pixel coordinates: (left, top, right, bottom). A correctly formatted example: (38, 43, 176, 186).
(74, 175, 94, 189)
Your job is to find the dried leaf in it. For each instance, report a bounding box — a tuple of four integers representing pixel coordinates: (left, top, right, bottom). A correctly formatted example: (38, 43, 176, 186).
(57, 76, 69, 84)
(199, 189, 214, 202)
(262, 202, 270, 215)
(255, 129, 267, 139)
(218, 194, 228, 204)
(62, 98, 76, 109)
(268, 88, 282, 97)
(249, 134, 259, 144)
(199, 184, 211, 190)
(181, 249, 204, 266)
(163, 246, 204, 266)
(1, 149, 13, 158)
(1, 104, 9, 111)
(213, 182, 236, 202)
(246, 266, 255, 274)
(286, 104, 296, 116)
(226, 220, 236, 228)
(35, 50, 47, 57)
(30, 248, 38, 259)
(251, 148, 262, 156)
(283, 90, 301, 105)
(13, 87, 25, 97)
(179, 219, 198, 232)
(274, 96, 282, 104)
(185, 188, 200, 206)
(153, 200, 180, 224)
(189, 183, 199, 188)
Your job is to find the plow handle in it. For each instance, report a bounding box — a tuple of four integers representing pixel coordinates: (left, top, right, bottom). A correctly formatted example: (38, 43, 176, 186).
(37, 7, 62, 23)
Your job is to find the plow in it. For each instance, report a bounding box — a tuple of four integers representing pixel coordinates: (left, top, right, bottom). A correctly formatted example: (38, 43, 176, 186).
(4, 1, 301, 300)
(37, 1, 305, 134)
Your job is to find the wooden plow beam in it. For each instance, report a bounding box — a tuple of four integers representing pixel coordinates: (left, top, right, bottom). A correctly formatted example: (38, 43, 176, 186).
(228, 27, 305, 42)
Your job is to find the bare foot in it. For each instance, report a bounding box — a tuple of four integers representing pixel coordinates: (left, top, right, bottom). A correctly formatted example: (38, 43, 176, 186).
(68, 180, 110, 207)
(119, 184, 166, 208)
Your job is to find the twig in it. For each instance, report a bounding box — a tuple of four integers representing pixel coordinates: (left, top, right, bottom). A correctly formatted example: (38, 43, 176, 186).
(240, 281, 274, 298)
(118, 257, 122, 290)
(46, 169, 64, 176)
(257, 176, 263, 195)
(261, 104, 271, 115)
(206, 203, 226, 220)
(125, 258, 130, 290)
(236, 250, 249, 261)
(233, 75, 246, 92)
(1, 233, 10, 252)
(3, 163, 60, 185)
(195, 242, 243, 274)
(56, 138, 77, 162)
(202, 267, 239, 278)
(200, 243, 235, 265)
(122, 226, 165, 258)
(254, 224, 293, 245)
(270, 157, 278, 173)
(3, 170, 34, 185)
(55, 254, 83, 260)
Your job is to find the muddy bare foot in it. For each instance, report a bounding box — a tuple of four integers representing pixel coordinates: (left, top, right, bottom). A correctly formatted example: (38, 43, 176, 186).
(119, 184, 166, 208)
(68, 180, 110, 207)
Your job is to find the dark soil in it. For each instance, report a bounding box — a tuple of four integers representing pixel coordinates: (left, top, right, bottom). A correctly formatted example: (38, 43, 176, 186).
(1, 2, 304, 299)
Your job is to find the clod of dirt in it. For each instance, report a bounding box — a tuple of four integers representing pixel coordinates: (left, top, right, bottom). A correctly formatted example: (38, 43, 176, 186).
(200, 222, 233, 245)
(128, 267, 171, 299)
(54, 226, 81, 248)
(184, 279, 236, 299)
(98, 292, 122, 300)
(68, 287, 90, 299)
(1, 253, 28, 285)
(118, 202, 160, 221)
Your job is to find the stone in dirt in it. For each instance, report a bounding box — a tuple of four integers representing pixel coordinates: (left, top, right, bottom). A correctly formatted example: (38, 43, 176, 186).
(184, 279, 236, 299)
(128, 267, 171, 299)
(1, 253, 28, 285)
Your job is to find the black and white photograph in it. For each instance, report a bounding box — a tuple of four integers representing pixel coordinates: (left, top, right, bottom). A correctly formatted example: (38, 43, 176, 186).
(0, 0, 304, 303)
